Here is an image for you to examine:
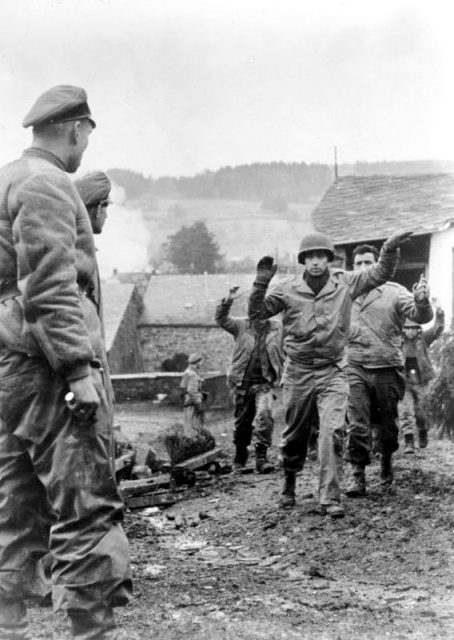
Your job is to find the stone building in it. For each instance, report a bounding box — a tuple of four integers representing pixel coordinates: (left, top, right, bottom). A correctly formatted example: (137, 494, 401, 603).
(102, 281, 144, 373)
(138, 273, 257, 372)
(312, 173, 454, 326)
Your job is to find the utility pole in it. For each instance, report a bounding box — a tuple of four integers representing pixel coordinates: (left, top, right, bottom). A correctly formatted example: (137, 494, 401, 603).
(334, 146, 338, 182)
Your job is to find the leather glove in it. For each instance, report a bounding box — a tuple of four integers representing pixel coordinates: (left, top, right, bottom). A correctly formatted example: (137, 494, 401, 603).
(383, 230, 413, 251)
(256, 256, 277, 285)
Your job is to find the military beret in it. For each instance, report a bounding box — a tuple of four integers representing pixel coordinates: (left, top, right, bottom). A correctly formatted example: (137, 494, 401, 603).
(22, 84, 96, 129)
(74, 172, 112, 207)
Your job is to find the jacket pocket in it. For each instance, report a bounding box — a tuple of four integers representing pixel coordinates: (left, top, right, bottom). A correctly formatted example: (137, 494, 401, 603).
(0, 297, 41, 356)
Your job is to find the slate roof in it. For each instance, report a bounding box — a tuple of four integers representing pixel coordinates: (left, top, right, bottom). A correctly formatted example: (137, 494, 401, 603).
(102, 281, 137, 351)
(139, 273, 257, 325)
(312, 174, 454, 244)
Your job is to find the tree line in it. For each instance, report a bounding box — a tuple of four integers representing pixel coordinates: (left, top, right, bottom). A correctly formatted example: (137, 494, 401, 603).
(108, 159, 454, 203)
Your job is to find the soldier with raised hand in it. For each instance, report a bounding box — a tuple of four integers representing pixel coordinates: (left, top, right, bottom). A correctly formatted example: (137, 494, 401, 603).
(344, 247, 434, 498)
(399, 297, 444, 454)
(248, 230, 412, 518)
(215, 284, 284, 473)
(0, 86, 131, 640)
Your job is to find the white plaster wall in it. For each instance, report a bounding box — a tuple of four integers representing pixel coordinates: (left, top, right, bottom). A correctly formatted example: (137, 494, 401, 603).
(428, 228, 454, 328)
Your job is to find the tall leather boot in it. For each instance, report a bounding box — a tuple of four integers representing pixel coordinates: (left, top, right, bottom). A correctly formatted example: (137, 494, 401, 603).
(68, 607, 117, 640)
(379, 452, 393, 486)
(255, 443, 274, 474)
(0, 597, 31, 640)
(233, 445, 248, 472)
(418, 429, 428, 449)
(404, 433, 415, 455)
(279, 471, 296, 508)
(345, 464, 366, 497)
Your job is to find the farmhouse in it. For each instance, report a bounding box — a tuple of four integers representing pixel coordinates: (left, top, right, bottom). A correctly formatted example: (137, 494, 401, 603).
(312, 174, 454, 326)
(138, 273, 257, 372)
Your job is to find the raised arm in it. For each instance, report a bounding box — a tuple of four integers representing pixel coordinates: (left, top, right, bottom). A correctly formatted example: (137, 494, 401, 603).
(248, 256, 285, 323)
(347, 231, 413, 299)
(423, 301, 444, 346)
(215, 286, 243, 335)
(398, 276, 433, 325)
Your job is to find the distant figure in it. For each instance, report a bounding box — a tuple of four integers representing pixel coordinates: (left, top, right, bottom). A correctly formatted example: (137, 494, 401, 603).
(215, 285, 283, 473)
(181, 353, 205, 431)
(400, 300, 445, 453)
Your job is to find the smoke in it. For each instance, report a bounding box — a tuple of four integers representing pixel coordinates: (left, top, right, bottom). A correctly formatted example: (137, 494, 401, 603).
(95, 182, 150, 278)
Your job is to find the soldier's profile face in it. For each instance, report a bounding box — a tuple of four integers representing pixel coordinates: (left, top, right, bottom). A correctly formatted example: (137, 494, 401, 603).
(354, 252, 376, 271)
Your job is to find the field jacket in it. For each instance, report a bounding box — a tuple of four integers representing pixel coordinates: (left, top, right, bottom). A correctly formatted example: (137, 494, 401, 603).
(0, 147, 104, 380)
(248, 244, 399, 368)
(215, 298, 284, 388)
(401, 307, 445, 383)
(347, 282, 434, 369)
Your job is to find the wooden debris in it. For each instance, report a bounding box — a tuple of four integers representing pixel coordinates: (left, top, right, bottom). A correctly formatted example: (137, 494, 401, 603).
(173, 447, 223, 472)
(115, 451, 135, 479)
(125, 489, 177, 510)
(120, 474, 171, 498)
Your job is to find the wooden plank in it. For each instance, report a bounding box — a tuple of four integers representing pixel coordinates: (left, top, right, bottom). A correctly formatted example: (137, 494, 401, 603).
(125, 490, 177, 510)
(120, 474, 171, 498)
(173, 447, 223, 472)
(115, 452, 135, 473)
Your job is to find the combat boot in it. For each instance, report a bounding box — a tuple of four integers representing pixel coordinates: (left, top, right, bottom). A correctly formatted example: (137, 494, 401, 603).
(418, 429, 428, 449)
(255, 443, 274, 474)
(379, 453, 393, 487)
(279, 472, 296, 508)
(233, 445, 248, 472)
(345, 464, 366, 497)
(68, 606, 118, 640)
(404, 433, 415, 455)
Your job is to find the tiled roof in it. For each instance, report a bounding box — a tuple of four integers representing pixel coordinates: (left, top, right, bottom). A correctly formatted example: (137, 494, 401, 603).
(102, 282, 137, 351)
(139, 273, 257, 325)
(312, 174, 454, 244)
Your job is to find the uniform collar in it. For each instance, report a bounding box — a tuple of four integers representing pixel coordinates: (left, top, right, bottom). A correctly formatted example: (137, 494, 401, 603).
(22, 147, 67, 171)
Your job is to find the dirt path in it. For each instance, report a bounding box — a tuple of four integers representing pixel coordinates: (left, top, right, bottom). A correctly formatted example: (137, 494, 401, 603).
(29, 435, 454, 639)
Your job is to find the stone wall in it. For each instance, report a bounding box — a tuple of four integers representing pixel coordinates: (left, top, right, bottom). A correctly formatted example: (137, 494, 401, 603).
(111, 371, 232, 408)
(138, 325, 234, 373)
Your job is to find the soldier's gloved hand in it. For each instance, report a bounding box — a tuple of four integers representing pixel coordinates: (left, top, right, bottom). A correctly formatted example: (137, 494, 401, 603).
(383, 230, 413, 251)
(68, 375, 100, 423)
(412, 275, 430, 305)
(256, 256, 277, 285)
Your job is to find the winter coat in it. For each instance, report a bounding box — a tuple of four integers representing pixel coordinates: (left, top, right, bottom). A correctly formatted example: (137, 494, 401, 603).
(401, 307, 445, 383)
(248, 245, 398, 368)
(215, 298, 283, 389)
(347, 282, 434, 369)
(0, 147, 104, 380)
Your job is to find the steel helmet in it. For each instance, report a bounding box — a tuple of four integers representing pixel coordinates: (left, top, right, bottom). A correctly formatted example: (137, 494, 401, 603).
(403, 319, 420, 330)
(297, 232, 335, 264)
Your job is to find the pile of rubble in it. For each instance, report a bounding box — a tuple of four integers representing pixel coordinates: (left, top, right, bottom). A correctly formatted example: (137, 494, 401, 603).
(114, 426, 231, 509)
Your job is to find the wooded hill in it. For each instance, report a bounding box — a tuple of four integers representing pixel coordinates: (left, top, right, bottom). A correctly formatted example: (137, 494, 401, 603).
(108, 159, 454, 203)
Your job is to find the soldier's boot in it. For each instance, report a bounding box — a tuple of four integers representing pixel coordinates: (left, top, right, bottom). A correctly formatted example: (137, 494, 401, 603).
(233, 445, 249, 472)
(279, 472, 296, 508)
(379, 452, 393, 487)
(320, 502, 345, 518)
(418, 429, 428, 449)
(404, 433, 415, 455)
(345, 464, 367, 497)
(68, 606, 118, 640)
(0, 597, 32, 640)
(255, 443, 274, 474)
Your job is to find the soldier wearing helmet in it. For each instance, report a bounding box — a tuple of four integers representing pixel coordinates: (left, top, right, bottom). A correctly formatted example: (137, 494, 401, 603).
(248, 229, 414, 518)
(344, 249, 434, 499)
(399, 300, 445, 453)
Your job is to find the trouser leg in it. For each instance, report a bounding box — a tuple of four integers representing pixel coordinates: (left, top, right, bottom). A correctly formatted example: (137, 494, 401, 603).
(281, 367, 316, 473)
(252, 386, 275, 448)
(399, 387, 417, 437)
(316, 365, 348, 505)
(0, 354, 132, 638)
(233, 388, 256, 459)
(345, 365, 373, 466)
(371, 368, 404, 457)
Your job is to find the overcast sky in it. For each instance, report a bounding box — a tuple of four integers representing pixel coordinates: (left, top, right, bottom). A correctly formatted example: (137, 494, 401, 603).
(1, 0, 453, 177)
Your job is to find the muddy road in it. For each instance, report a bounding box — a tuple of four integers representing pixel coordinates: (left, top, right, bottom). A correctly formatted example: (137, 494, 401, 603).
(28, 417, 454, 639)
